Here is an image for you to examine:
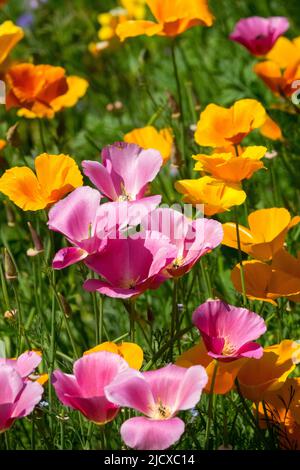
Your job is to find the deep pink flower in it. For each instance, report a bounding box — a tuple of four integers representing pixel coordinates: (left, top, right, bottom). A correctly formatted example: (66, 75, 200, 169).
(0, 364, 43, 433)
(83, 231, 177, 299)
(0, 350, 42, 379)
(48, 186, 161, 270)
(229, 16, 289, 56)
(52, 351, 129, 425)
(192, 300, 267, 362)
(82, 142, 163, 202)
(143, 208, 223, 277)
(105, 364, 208, 450)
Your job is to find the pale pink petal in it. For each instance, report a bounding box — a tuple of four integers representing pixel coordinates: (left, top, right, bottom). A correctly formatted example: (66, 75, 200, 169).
(105, 370, 155, 414)
(82, 161, 118, 201)
(11, 381, 43, 418)
(48, 186, 101, 243)
(52, 247, 88, 270)
(73, 352, 128, 397)
(16, 351, 42, 378)
(0, 365, 24, 404)
(121, 417, 185, 450)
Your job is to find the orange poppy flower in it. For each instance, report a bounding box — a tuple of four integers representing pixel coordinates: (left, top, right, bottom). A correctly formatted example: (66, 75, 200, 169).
(193, 146, 266, 183)
(237, 340, 300, 402)
(124, 126, 174, 164)
(6, 63, 88, 119)
(116, 0, 214, 41)
(194, 99, 267, 148)
(176, 339, 246, 394)
(222, 208, 300, 261)
(84, 341, 143, 370)
(257, 378, 300, 450)
(0, 21, 23, 66)
(254, 60, 300, 97)
(0, 153, 83, 211)
(259, 115, 283, 140)
(175, 176, 246, 216)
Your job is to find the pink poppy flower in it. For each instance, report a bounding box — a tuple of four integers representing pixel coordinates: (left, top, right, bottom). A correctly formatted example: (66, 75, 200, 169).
(0, 364, 43, 433)
(192, 300, 267, 361)
(82, 142, 162, 202)
(229, 16, 289, 56)
(105, 364, 208, 450)
(48, 186, 161, 270)
(52, 351, 129, 425)
(0, 350, 42, 379)
(83, 231, 177, 299)
(142, 208, 223, 277)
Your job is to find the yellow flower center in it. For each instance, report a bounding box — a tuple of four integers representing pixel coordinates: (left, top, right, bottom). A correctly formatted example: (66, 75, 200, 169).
(150, 401, 172, 420)
(222, 337, 236, 356)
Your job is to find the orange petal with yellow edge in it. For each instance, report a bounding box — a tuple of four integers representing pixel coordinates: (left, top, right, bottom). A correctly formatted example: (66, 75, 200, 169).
(84, 341, 143, 370)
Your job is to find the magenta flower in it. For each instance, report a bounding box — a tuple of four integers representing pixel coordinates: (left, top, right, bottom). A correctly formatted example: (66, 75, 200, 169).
(48, 186, 161, 270)
(52, 351, 129, 425)
(105, 364, 208, 450)
(143, 208, 223, 277)
(192, 300, 267, 362)
(229, 16, 289, 56)
(0, 350, 42, 379)
(83, 231, 177, 299)
(0, 364, 43, 433)
(82, 142, 162, 202)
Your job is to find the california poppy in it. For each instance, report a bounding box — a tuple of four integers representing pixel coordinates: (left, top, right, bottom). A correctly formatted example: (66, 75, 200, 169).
(6, 63, 88, 118)
(222, 208, 300, 261)
(116, 0, 214, 41)
(0, 21, 23, 66)
(84, 341, 144, 370)
(124, 126, 174, 164)
(193, 146, 266, 183)
(0, 153, 83, 211)
(175, 176, 246, 216)
(237, 340, 300, 402)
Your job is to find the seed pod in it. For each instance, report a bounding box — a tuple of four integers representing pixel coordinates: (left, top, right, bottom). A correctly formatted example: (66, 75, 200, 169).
(27, 222, 44, 256)
(4, 248, 17, 280)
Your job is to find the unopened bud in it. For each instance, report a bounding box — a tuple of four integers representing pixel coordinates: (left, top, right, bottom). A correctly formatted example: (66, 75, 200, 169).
(4, 201, 15, 227)
(58, 293, 72, 318)
(27, 222, 44, 256)
(6, 123, 21, 148)
(4, 248, 17, 280)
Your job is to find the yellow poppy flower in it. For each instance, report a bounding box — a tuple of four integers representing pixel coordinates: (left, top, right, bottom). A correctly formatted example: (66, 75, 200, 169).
(176, 339, 246, 395)
(194, 99, 267, 148)
(84, 341, 143, 370)
(237, 340, 300, 402)
(223, 208, 300, 261)
(124, 126, 174, 164)
(193, 146, 266, 183)
(175, 176, 246, 216)
(116, 0, 214, 41)
(0, 153, 83, 211)
(0, 21, 24, 65)
(121, 0, 146, 20)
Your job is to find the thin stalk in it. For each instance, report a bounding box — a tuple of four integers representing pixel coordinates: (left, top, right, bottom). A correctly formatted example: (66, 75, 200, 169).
(129, 300, 136, 343)
(171, 40, 186, 168)
(200, 259, 213, 298)
(234, 206, 247, 305)
(205, 360, 218, 449)
(38, 119, 47, 152)
(170, 278, 178, 361)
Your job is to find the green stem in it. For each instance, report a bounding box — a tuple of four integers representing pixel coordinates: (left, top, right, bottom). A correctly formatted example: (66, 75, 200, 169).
(129, 300, 136, 343)
(170, 278, 178, 361)
(200, 259, 213, 298)
(234, 207, 247, 305)
(38, 119, 47, 153)
(171, 40, 186, 169)
(205, 360, 218, 449)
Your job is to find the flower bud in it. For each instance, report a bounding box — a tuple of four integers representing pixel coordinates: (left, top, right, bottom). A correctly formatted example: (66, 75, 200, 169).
(3, 248, 17, 280)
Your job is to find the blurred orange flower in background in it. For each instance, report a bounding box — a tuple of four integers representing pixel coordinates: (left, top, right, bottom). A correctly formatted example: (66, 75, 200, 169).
(254, 37, 300, 97)
(124, 126, 174, 164)
(175, 176, 246, 215)
(193, 146, 267, 183)
(237, 340, 300, 402)
(0, 153, 83, 210)
(176, 339, 246, 394)
(84, 341, 144, 370)
(222, 208, 300, 261)
(117, 0, 214, 41)
(5, 63, 88, 118)
(0, 20, 23, 66)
